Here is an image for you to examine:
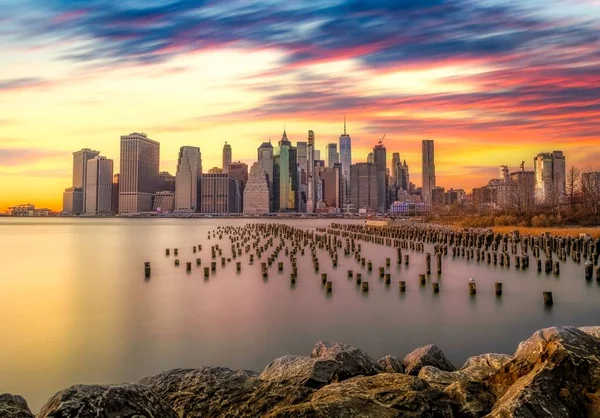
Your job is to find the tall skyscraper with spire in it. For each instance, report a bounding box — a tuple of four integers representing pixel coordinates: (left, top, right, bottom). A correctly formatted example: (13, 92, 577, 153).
(339, 115, 352, 205)
(273, 129, 297, 212)
(222, 142, 232, 173)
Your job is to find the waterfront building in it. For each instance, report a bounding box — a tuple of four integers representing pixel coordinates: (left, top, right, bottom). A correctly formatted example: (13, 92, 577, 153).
(111, 174, 119, 214)
(72, 148, 100, 199)
(153, 191, 175, 212)
(373, 142, 387, 212)
(422, 139, 435, 205)
(175, 146, 202, 212)
(339, 116, 352, 205)
(201, 173, 240, 214)
(222, 142, 232, 173)
(119, 133, 160, 214)
(258, 141, 274, 211)
(534, 151, 565, 205)
(326, 143, 339, 168)
(350, 162, 378, 212)
(8, 204, 52, 217)
(306, 131, 316, 213)
(62, 188, 84, 214)
(85, 156, 114, 215)
(243, 162, 270, 214)
(389, 201, 430, 216)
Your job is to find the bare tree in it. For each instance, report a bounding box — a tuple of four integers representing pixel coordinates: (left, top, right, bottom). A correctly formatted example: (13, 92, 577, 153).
(581, 168, 600, 215)
(565, 165, 581, 213)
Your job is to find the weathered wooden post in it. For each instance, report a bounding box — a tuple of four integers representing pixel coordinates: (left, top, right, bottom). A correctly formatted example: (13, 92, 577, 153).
(469, 281, 476, 295)
(326, 281, 333, 292)
(361, 281, 369, 292)
(321, 273, 327, 284)
(236, 261, 241, 272)
(204, 267, 210, 277)
(144, 262, 151, 277)
(585, 260, 593, 281)
(495, 282, 503, 296)
(543, 291, 553, 306)
(432, 282, 440, 293)
(426, 253, 431, 275)
(379, 267, 385, 278)
(211, 261, 216, 272)
(399, 281, 406, 292)
(165, 249, 170, 256)
(385, 273, 391, 284)
(186, 262, 192, 272)
(405, 255, 410, 265)
(174, 259, 180, 266)
(436, 253, 442, 274)
(174, 248, 178, 256)
(419, 274, 426, 285)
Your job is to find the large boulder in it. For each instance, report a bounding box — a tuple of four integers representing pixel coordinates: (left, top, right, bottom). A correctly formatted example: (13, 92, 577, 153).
(444, 380, 494, 418)
(260, 355, 339, 388)
(311, 341, 382, 380)
(0, 394, 34, 418)
(37, 383, 177, 418)
(459, 353, 513, 382)
(378, 355, 404, 373)
(579, 326, 600, 340)
(487, 326, 600, 417)
(418, 366, 464, 390)
(403, 344, 456, 376)
(140, 366, 314, 418)
(268, 373, 454, 418)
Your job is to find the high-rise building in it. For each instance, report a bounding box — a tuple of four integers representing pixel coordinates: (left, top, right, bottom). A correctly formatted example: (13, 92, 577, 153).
(119, 132, 160, 214)
(296, 141, 308, 213)
(153, 191, 175, 212)
(111, 174, 119, 214)
(243, 162, 270, 214)
(401, 160, 410, 192)
(373, 143, 387, 212)
(273, 130, 297, 212)
(422, 140, 435, 205)
(306, 130, 316, 213)
(158, 171, 176, 192)
(201, 173, 240, 214)
(321, 163, 342, 209)
(350, 163, 378, 212)
(534, 151, 565, 205)
(85, 156, 114, 215)
(258, 140, 274, 212)
(230, 161, 249, 210)
(175, 146, 202, 212)
(339, 116, 352, 205)
(62, 188, 84, 214)
(72, 148, 100, 194)
(222, 142, 232, 173)
(391, 153, 401, 188)
(326, 143, 339, 168)
(314, 149, 321, 162)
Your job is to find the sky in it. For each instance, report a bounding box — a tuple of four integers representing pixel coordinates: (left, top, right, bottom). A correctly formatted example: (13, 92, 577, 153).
(1, 0, 599, 212)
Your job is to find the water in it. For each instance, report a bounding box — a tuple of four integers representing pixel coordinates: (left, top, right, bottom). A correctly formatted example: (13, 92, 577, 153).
(0, 218, 598, 411)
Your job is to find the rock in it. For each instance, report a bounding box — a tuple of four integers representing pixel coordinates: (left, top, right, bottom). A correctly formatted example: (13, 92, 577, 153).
(403, 344, 456, 376)
(487, 326, 600, 418)
(459, 353, 513, 382)
(0, 394, 34, 418)
(140, 367, 314, 418)
(579, 326, 600, 340)
(378, 355, 404, 373)
(311, 341, 382, 381)
(418, 366, 464, 390)
(37, 383, 177, 418)
(444, 380, 494, 418)
(270, 373, 454, 418)
(260, 355, 340, 388)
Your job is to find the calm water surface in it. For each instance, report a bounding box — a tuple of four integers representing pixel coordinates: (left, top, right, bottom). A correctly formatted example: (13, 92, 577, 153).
(1, 218, 599, 411)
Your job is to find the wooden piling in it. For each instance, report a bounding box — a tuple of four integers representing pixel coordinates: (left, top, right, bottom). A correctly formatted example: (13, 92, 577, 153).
(399, 281, 406, 292)
(186, 262, 192, 271)
(495, 282, 503, 295)
(144, 262, 151, 277)
(432, 282, 440, 293)
(543, 291, 553, 306)
(469, 281, 476, 295)
(326, 281, 332, 292)
(361, 281, 369, 292)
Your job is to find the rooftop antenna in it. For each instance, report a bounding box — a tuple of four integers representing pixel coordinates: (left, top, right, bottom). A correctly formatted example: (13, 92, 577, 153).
(344, 114, 347, 135)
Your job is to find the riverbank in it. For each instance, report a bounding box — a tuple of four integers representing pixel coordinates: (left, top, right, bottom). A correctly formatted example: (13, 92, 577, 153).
(3, 326, 599, 417)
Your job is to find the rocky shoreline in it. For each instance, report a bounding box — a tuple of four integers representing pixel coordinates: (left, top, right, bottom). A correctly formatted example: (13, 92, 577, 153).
(2, 326, 599, 417)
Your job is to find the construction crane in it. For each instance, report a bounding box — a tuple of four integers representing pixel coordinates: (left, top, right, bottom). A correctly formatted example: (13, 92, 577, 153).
(377, 134, 386, 146)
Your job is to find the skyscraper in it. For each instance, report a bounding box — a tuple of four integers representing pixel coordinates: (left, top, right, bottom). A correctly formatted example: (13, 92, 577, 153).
(391, 152, 401, 188)
(222, 142, 232, 173)
(422, 140, 435, 205)
(306, 130, 316, 213)
(326, 143, 339, 168)
(350, 163, 378, 212)
(321, 163, 342, 210)
(119, 132, 160, 214)
(273, 130, 297, 212)
(401, 160, 410, 192)
(65, 148, 100, 213)
(85, 156, 114, 215)
(201, 173, 240, 214)
(174, 146, 202, 212)
(339, 116, 352, 205)
(258, 140, 274, 212)
(367, 152, 374, 164)
(373, 142, 387, 212)
(534, 151, 566, 205)
(243, 162, 270, 214)
(230, 161, 249, 210)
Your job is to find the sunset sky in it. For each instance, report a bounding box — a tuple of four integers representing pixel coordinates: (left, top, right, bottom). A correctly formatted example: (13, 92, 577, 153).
(1, 0, 599, 212)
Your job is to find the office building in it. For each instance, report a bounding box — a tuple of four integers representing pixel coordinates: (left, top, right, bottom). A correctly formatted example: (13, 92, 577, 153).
(258, 140, 274, 211)
(222, 142, 232, 173)
(153, 191, 175, 212)
(273, 130, 297, 212)
(422, 140, 435, 205)
(72, 148, 100, 197)
(158, 171, 176, 192)
(175, 146, 202, 212)
(392, 153, 401, 188)
(230, 161, 248, 210)
(350, 162, 378, 212)
(111, 174, 119, 214)
(201, 173, 240, 214)
(373, 142, 387, 212)
(339, 116, 352, 205)
(326, 143, 339, 168)
(534, 151, 566, 205)
(62, 188, 84, 214)
(119, 132, 160, 214)
(243, 162, 270, 214)
(401, 160, 410, 192)
(306, 130, 316, 213)
(85, 156, 114, 215)
(321, 163, 342, 210)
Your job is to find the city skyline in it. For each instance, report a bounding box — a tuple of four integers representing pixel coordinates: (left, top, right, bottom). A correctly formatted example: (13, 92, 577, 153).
(2, 0, 599, 212)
